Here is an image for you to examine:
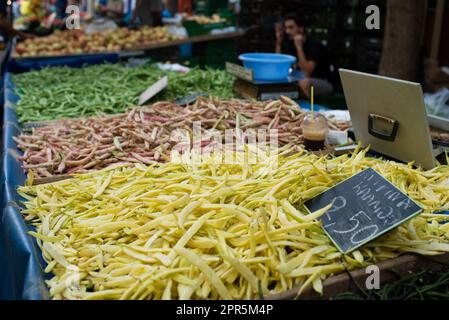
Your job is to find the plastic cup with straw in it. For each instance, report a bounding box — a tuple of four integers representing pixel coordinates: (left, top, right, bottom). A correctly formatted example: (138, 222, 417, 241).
(302, 85, 329, 150)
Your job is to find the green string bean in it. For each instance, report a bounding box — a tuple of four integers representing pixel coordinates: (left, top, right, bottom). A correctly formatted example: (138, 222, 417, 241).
(334, 268, 449, 300)
(13, 63, 235, 123)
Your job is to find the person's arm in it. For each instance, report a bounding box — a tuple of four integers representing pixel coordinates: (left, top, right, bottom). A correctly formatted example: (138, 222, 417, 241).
(0, 15, 19, 37)
(294, 35, 316, 77)
(295, 45, 316, 76)
(275, 22, 283, 54)
(0, 15, 34, 39)
(275, 42, 282, 54)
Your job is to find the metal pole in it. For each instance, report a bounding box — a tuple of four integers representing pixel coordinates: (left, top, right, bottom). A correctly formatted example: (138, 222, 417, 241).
(89, 0, 96, 17)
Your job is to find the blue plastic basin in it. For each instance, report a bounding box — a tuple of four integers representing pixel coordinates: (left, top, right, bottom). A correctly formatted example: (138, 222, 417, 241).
(239, 53, 297, 81)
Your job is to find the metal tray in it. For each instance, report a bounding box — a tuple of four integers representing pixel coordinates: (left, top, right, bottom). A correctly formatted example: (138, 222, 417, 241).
(428, 114, 449, 132)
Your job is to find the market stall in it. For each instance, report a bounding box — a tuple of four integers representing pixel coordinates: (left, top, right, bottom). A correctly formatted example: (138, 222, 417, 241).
(10, 8, 243, 61)
(1, 0, 449, 304)
(12, 27, 184, 58)
(2, 58, 449, 300)
(0, 60, 234, 298)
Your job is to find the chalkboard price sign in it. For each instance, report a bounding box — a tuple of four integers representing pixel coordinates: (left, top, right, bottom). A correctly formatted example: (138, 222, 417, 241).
(304, 168, 422, 254)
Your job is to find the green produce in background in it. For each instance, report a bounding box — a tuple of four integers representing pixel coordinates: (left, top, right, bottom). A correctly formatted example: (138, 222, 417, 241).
(334, 268, 449, 300)
(13, 63, 235, 123)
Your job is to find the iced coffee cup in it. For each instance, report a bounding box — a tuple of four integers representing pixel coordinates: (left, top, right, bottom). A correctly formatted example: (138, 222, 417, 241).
(303, 112, 328, 151)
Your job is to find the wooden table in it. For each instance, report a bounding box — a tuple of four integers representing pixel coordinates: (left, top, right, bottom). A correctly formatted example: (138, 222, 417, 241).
(132, 30, 245, 51)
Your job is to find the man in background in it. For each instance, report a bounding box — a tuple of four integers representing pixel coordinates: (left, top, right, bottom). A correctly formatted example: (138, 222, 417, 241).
(133, 0, 163, 27)
(275, 14, 333, 97)
(165, 0, 178, 17)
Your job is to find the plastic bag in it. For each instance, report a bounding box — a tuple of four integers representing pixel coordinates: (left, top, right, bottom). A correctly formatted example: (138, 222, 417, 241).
(424, 88, 449, 118)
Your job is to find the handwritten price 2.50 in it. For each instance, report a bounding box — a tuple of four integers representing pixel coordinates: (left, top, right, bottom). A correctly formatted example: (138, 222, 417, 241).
(323, 197, 380, 245)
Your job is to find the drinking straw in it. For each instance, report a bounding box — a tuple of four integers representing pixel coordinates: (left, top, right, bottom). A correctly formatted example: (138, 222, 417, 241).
(311, 85, 314, 113)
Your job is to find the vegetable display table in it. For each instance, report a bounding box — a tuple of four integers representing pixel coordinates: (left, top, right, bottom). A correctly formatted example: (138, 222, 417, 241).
(11, 30, 246, 61)
(2, 59, 449, 300)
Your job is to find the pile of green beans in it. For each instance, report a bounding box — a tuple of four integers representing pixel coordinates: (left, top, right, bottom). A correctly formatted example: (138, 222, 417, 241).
(166, 67, 235, 100)
(334, 268, 449, 300)
(13, 63, 235, 123)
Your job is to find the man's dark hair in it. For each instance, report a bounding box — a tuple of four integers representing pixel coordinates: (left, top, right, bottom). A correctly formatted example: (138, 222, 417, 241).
(284, 13, 308, 28)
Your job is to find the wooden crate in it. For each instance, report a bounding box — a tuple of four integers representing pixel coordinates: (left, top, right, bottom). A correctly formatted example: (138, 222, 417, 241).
(267, 253, 449, 300)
